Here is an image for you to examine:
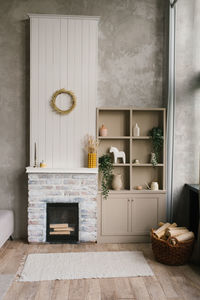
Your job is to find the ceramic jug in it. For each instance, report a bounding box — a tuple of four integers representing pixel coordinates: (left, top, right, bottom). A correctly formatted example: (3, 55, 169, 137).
(112, 174, 122, 190)
(151, 182, 159, 191)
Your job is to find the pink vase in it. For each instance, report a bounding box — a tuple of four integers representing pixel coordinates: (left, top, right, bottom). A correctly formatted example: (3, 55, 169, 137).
(99, 124, 108, 137)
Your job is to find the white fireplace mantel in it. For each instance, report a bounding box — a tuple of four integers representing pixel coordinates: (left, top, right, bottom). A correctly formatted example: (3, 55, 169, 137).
(26, 167, 98, 174)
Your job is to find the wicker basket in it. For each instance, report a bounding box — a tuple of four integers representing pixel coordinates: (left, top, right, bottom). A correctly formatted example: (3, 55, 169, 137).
(151, 229, 194, 265)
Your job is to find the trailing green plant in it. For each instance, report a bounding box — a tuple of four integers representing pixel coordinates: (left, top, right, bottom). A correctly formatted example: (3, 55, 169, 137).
(149, 127, 163, 166)
(99, 154, 113, 199)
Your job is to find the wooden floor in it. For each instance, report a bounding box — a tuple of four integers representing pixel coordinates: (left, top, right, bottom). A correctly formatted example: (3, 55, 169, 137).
(1, 240, 200, 300)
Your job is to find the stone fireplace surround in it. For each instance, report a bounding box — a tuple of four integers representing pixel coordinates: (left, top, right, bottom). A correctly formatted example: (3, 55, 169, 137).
(26, 167, 98, 243)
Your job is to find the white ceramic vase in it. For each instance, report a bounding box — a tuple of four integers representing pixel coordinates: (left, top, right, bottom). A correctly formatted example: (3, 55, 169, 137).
(133, 123, 140, 137)
(151, 182, 159, 191)
(112, 174, 122, 190)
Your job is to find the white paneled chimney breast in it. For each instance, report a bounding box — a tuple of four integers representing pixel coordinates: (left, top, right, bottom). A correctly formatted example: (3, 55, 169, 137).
(29, 14, 99, 168)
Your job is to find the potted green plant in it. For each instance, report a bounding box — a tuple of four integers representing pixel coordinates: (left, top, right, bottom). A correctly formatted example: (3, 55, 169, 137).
(99, 154, 113, 199)
(149, 127, 163, 166)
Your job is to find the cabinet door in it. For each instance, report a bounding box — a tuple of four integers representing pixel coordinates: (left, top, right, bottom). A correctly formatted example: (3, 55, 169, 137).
(131, 196, 158, 235)
(101, 195, 130, 235)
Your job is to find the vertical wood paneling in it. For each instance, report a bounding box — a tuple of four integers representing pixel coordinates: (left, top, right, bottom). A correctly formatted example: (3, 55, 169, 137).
(30, 17, 39, 165)
(89, 20, 97, 137)
(74, 19, 82, 167)
(45, 19, 54, 168)
(30, 15, 99, 168)
(82, 20, 90, 160)
(38, 18, 46, 164)
(60, 18, 68, 167)
(52, 19, 61, 168)
(66, 19, 75, 167)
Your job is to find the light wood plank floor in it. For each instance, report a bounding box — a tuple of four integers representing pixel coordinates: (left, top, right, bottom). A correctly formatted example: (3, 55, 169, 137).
(1, 240, 200, 300)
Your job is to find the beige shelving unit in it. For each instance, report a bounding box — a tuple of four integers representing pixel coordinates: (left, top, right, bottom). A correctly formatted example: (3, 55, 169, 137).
(97, 107, 166, 243)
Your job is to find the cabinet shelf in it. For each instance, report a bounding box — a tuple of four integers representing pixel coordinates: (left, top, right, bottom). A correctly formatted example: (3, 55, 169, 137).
(98, 163, 130, 167)
(98, 136, 130, 139)
(113, 163, 130, 167)
(132, 163, 164, 167)
(97, 107, 166, 243)
(108, 189, 131, 193)
(132, 189, 166, 193)
(98, 189, 166, 194)
(132, 136, 152, 140)
(97, 107, 166, 191)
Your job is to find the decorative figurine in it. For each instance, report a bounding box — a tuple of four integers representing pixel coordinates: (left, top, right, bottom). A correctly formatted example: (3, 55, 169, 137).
(110, 146, 126, 164)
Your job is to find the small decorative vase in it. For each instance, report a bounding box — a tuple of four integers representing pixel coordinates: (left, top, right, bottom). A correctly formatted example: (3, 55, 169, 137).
(88, 153, 97, 168)
(133, 159, 140, 164)
(112, 174, 122, 190)
(151, 182, 159, 191)
(150, 152, 157, 166)
(99, 124, 108, 137)
(40, 160, 47, 168)
(133, 123, 140, 137)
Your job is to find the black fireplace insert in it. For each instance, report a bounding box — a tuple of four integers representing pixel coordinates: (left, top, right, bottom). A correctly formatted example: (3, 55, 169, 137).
(46, 203, 79, 243)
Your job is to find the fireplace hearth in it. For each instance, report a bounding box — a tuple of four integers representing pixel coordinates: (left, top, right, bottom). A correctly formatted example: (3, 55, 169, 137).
(47, 203, 79, 243)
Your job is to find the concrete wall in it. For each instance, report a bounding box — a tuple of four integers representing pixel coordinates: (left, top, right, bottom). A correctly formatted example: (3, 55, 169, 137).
(0, 0, 167, 238)
(173, 0, 200, 224)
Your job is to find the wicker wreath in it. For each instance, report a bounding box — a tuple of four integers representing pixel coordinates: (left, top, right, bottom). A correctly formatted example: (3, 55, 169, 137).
(51, 88, 76, 115)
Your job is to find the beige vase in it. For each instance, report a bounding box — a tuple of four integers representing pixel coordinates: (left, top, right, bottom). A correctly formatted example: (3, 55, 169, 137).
(112, 174, 122, 190)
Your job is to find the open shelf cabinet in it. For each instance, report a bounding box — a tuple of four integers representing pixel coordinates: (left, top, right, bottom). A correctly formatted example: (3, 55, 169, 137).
(97, 107, 166, 243)
(97, 107, 166, 192)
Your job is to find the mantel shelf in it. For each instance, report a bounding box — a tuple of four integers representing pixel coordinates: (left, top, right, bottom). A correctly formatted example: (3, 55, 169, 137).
(26, 167, 98, 174)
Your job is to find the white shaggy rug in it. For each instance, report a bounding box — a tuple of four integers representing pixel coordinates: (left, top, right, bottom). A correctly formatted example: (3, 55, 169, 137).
(18, 251, 153, 282)
(0, 274, 14, 299)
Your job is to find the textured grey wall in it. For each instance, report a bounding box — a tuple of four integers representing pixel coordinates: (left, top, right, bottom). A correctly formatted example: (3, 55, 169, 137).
(0, 0, 167, 238)
(173, 0, 200, 224)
